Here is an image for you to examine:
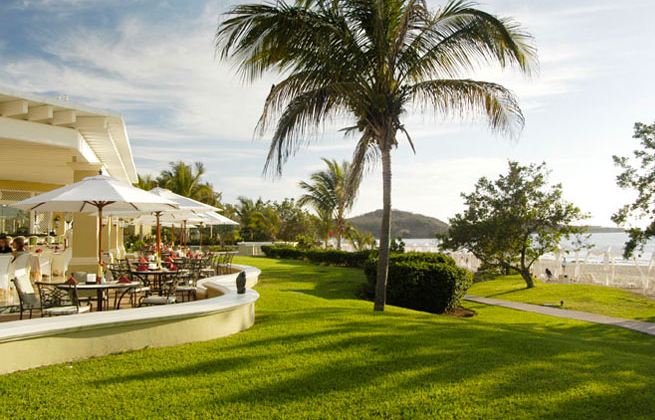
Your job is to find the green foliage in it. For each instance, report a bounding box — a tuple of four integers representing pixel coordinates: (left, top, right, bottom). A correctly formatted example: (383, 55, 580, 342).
(613, 121, 655, 258)
(344, 226, 376, 251)
(157, 161, 222, 207)
(216, 0, 536, 175)
(206, 245, 238, 252)
(234, 197, 319, 242)
(298, 159, 360, 249)
(441, 161, 586, 288)
(261, 245, 372, 268)
(390, 237, 406, 253)
(363, 252, 472, 314)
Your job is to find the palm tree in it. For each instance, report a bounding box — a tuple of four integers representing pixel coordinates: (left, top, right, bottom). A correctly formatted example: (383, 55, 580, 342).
(135, 174, 157, 190)
(298, 158, 359, 249)
(158, 161, 221, 206)
(216, 0, 536, 311)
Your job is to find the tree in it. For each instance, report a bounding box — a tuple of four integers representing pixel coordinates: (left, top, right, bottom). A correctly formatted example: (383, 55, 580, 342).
(158, 161, 222, 206)
(135, 174, 156, 190)
(298, 159, 360, 249)
(274, 198, 318, 242)
(216, 0, 536, 311)
(612, 122, 655, 258)
(346, 226, 377, 251)
(441, 161, 586, 288)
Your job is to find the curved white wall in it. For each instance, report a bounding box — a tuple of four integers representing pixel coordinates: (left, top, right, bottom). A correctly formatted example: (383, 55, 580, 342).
(0, 264, 261, 375)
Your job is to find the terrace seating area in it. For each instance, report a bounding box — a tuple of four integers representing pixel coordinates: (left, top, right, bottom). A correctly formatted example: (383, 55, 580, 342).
(0, 249, 239, 321)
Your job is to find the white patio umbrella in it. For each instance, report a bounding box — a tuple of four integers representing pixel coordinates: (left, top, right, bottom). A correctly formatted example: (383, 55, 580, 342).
(146, 188, 223, 249)
(131, 210, 238, 249)
(11, 175, 178, 272)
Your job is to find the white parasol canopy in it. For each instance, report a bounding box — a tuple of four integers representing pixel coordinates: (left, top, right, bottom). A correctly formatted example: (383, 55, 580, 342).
(148, 187, 220, 213)
(12, 175, 178, 270)
(131, 211, 237, 226)
(12, 175, 179, 214)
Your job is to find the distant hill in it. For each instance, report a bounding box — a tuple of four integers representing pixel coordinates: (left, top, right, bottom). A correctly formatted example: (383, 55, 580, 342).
(348, 209, 449, 239)
(583, 225, 625, 233)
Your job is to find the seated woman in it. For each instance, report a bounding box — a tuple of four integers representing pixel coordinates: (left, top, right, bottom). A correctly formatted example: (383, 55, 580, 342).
(0, 234, 12, 254)
(12, 236, 27, 257)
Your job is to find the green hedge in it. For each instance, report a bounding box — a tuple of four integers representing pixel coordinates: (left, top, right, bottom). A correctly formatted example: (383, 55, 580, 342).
(261, 245, 373, 268)
(363, 253, 472, 314)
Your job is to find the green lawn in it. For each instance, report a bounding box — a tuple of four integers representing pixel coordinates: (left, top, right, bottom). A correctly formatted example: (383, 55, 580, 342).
(470, 275, 655, 322)
(0, 257, 654, 418)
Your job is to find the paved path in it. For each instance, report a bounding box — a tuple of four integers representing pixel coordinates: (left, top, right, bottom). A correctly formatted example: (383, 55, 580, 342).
(465, 295, 655, 336)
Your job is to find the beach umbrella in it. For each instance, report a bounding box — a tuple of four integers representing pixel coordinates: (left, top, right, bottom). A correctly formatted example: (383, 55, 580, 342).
(11, 175, 178, 274)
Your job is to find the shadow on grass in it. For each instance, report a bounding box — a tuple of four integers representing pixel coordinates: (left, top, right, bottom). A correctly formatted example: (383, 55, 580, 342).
(91, 309, 655, 418)
(56, 258, 655, 417)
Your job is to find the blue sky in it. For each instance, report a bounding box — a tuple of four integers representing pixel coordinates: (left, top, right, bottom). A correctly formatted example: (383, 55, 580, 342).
(1, 0, 654, 226)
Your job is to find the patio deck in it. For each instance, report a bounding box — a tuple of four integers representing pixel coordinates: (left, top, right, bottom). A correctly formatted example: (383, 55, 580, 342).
(0, 263, 260, 374)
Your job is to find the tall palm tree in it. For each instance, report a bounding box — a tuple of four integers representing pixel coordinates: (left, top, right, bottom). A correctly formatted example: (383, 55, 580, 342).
(298, 158, 359, 249)
(216, 0, 536, 311)
(158, 161, 221, 206)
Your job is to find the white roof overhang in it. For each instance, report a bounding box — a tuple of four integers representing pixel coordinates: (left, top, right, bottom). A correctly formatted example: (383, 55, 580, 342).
(0, 88, 138, 183)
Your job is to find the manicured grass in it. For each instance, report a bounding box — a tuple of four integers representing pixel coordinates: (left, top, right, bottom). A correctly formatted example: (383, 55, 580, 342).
(0, 257, 654, 418)
(470, 275, 655, 322)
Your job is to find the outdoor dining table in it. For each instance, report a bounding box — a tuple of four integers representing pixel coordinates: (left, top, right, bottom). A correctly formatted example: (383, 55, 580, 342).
(131, 269, 179, 295)
(56, 281, 141, 311)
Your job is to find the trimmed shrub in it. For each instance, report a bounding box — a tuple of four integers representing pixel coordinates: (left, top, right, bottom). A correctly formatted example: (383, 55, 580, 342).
(363, 253, 472, 314)
(261, 245, 373, 268)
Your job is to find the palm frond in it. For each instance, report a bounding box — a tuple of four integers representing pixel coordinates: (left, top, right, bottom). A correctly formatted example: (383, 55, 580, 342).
(397, 0, 537, 82)
(411, 78, 524, 138)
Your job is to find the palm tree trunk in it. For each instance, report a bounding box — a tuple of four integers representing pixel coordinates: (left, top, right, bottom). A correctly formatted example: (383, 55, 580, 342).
(374, 147, 392, 312)
(336, 216, 343, 250)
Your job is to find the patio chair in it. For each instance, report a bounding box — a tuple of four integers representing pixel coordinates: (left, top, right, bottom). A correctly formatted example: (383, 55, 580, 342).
(112, 265, 150, 308)
(176, 262, 200, 302)
(222, 252, 237, 274)
(199, 254, 215, 278)
(35, 282, 90, 317)
(12, 277, 39, 320)
(127, 268, 154, 303)
(139, 272, 179, 306)
(11, 254, 36, 319)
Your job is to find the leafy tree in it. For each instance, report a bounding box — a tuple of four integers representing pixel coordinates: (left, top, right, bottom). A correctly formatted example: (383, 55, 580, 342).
(158, 161, 222, 206)
(612, 122, 655, 258)
(216, 0, 536, 311)
(298, 159, 359, 249)
(135, 174, 157, 190)
(274, 198, 319, 242)
(441, 162, 586, 288)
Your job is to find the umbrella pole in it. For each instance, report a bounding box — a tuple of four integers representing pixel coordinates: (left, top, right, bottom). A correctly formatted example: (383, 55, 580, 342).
(171, 223, 176, 246)
(97, 205, 103, 284)
(156, 212, 162, 263)
(199, 223, 203, 251)
(98, 206, 103, 264)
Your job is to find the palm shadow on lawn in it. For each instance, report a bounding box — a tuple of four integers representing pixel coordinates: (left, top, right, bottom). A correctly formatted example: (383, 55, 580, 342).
(78, 258, 655, 417)
(89, 308, 655, 418)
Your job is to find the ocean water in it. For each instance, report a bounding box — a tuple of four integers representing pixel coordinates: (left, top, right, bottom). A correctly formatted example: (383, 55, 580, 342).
(403, 233, 655, 262)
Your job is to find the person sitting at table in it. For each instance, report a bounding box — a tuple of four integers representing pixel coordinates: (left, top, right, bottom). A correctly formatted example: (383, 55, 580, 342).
(0, 234, 12, 254)
(12, 236, 27, 256)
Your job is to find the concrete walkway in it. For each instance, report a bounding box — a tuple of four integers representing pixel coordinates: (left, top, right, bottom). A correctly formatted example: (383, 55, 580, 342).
(465, 295, 655, 336)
